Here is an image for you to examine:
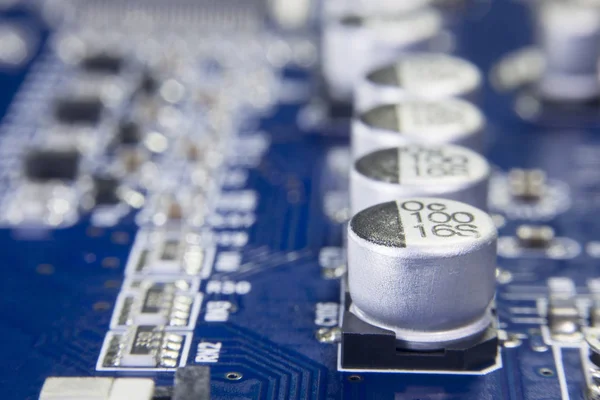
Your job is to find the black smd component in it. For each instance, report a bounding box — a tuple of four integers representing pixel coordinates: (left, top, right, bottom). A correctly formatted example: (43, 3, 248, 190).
(340, 293, 498, 371)
(93, 175, 120, 205)
(81, 53, 124, 74)
(138, 70, 158, 95)
(54, 97, 104, 125)
(173, 366, 211, 400)
(152, 387, 174, 400)
(25, 149, 81, 182)
(116, 121, 142, 145)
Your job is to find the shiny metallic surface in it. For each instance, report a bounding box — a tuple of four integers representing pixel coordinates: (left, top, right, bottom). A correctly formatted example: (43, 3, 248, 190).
(315, 327, 342, 344)
(347, 198, 497, 349)
(536, 2, 600, 101)
(322, 8, 442, 101)
(350, 144, 490, 213)
(351, 100, 484, 159)
(355, 53, 481, 111)
(323, 0, 433, 19)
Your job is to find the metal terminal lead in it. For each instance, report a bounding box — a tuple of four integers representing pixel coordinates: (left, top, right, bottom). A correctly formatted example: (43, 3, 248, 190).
(316, 327, 342, 344)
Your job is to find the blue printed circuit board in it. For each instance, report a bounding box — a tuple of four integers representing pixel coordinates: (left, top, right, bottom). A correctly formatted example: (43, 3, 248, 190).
(1, 0, 599, 399)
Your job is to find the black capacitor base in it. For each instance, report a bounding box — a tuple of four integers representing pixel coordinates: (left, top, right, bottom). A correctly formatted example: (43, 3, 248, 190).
(341, 299, 498, 371)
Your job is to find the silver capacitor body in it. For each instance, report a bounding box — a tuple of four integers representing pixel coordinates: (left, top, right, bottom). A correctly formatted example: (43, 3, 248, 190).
(347, 198, 497, 349)
(535, 2, 600, 101)
(351, 99, 484, 159)
(322, 8, 443, 101)
(350, 144, 490, 214)
(323, 0, 433, 20)
(355, 53, 482, 112)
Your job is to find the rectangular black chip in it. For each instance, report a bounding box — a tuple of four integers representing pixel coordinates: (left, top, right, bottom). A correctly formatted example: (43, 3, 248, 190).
(54, 97, 104, 125)
(24, 149, 81, 182)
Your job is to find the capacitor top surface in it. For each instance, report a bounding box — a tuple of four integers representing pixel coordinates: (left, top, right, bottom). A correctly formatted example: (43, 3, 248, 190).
(355, 53, 482, 111)
(323, 0, 433, 19)
(350, 144, 490, 213)
(352, 100, 484, 159)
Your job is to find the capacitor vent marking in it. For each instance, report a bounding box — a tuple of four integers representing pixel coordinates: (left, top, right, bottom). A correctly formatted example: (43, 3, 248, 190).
(347, 198, 497, 349)
(351, 144, 490, 213)
(350, 202, 407, 248)
(353, 99, 484, 159)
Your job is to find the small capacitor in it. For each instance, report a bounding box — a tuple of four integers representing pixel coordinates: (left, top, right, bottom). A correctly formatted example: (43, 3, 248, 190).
(352, 99, 484, 159)
(535, 2, 600, 101)
(347, 198, 497, 349)
(355, 53, 482, 112)
(350, 144, 490, 214)
(322, 8, 443, 101)
(546, 278, 580, 339)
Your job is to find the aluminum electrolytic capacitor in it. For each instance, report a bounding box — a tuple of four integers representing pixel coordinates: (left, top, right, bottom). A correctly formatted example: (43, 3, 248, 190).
(536, 2, 600, 101)
(323, 0, 433, 20)
(322, 8, 443, 101)
(347, 197, 497, 349)
(355, 53, 482, 112)
(351, 99, 484, 159)
(350, 144, 490, 213)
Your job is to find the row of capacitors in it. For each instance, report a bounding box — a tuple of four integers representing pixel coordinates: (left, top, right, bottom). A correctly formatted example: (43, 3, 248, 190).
(322, 2, 502, 359)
